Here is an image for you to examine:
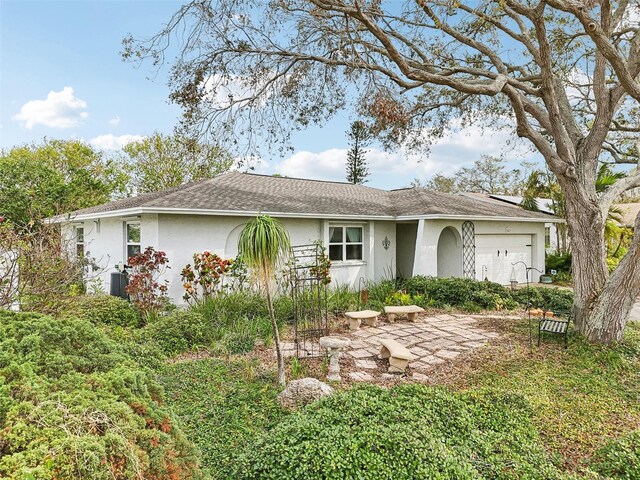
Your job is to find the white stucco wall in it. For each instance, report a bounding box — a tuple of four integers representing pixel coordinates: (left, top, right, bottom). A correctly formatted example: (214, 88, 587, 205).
(436, 226, 463, 278)
(157, 215, 324, 301)
(68, 214, 397, 304)
(65, 218, 125, 294)
(396, 222, 418, 278)
(414, 219, 546, 285)
(373, 221, 396, 282)
(65, 212, 545, 300)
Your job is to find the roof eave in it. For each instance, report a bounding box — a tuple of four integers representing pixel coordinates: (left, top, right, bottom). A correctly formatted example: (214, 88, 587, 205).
(395, 214, 564, 223)
(55, 207, 397, 222)
(54, 207, 563, 223)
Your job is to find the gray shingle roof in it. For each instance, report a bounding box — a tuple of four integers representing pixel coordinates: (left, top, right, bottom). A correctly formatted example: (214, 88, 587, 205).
(60, 171, 557, 221)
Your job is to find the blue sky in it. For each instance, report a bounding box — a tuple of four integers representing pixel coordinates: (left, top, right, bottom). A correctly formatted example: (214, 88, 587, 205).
(1, 0, 541, 189)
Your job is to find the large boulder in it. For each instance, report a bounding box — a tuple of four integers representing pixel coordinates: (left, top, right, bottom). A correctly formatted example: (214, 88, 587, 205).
(277, 378, 334, 409)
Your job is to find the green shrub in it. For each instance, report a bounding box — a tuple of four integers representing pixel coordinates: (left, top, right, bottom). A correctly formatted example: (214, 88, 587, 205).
(551, 270, 573, 285)
(546, 253, 572, 273)
(141, 294, 275, 356)
(511, 287, 574, 318)
(193, 291, 269, 321)
(58, 294, 140, 327)
(233, 384, 566, 480)
(0, 310, 202, 480)
(364, 279, 397, 310)
(590, 430, 640, 479)
(141, 310, 213, 356)
(327, 284, 359, 313)
(401, 276, 519, 311)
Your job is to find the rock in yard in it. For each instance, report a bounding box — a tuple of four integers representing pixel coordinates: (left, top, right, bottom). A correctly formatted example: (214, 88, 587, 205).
(277, 378, 334, 409)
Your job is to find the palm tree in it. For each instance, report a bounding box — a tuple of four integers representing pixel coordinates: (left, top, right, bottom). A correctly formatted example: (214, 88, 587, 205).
(595, 164, 627, 256)
(238, 215, 291, 387)
(523, 164, 627, 256)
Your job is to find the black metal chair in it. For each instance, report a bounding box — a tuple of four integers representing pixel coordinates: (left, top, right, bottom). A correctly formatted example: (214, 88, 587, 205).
(537, 310, 570, 348)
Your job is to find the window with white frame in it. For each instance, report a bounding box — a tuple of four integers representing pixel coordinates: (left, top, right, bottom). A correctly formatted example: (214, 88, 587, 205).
(75, 226, 85, 257)
(545, 226, 551, 248)
(328, 226, 363, 261)
(125, 222, 141, 262)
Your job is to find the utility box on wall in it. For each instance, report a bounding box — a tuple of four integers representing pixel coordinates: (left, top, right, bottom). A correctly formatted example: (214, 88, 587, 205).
(109, 272, 129, 299)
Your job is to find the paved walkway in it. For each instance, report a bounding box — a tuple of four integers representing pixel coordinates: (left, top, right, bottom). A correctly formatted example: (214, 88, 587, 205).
(631, 299, 640, 322)
(344, 314, 500, 381)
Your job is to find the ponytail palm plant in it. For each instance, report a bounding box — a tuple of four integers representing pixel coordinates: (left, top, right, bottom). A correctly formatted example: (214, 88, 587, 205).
(238, 215, 291, 387)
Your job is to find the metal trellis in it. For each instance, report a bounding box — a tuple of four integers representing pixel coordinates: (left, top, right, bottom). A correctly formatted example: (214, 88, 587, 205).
(290, 244, 328, 358)
(462, 221, 476, 279)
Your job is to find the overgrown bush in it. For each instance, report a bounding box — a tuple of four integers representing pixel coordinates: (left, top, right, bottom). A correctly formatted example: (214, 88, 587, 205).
(511, 287, 574, 318)
(326, 284, 360, 313)
(141, 310, 214, 355)
(181, 251, 234, 303)
(362, 279, 397, 311)
(141, 293, 275, 356)
(590, 430, 640, 479)
(58, 294, 140, 327)
(401, 276, 519, 311)
(0, 310, 202, 479)
(367, 276, 575, 316)
(232, 384, 566, 479)
(546, 253, 572, 273)
(0, 221, 87, 313)
(125, 246, 170, 320)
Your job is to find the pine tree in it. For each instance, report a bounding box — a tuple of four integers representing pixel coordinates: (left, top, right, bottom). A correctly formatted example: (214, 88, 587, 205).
(345, 121, 371, 184)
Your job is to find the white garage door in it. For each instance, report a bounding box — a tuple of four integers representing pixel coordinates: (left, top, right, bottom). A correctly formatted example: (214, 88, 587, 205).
(475, 234, 532, 285)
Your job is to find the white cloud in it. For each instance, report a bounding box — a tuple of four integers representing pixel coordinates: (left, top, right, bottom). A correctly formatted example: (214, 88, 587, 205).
(204, 73, 285, 109)
(108, 115, 121, 126)
(274, 123, 536, 188)
(89, 134, 145, 150)
(232, 156, 270, 173)
(13, 87, 88, 129)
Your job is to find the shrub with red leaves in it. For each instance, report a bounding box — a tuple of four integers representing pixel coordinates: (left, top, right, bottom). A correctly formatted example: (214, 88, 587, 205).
(180, 251, 233, 303)
(125, 246, 170, 319)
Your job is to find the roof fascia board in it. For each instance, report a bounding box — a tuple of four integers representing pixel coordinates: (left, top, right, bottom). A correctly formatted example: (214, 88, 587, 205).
(56, 208, 563, 224)
(395, 214, 565, 223)
(58, 207, 395, 222)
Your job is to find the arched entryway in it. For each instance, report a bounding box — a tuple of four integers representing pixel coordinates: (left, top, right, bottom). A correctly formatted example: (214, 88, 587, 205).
(224, 223, 246, 258)
(437, 226, 463, 278)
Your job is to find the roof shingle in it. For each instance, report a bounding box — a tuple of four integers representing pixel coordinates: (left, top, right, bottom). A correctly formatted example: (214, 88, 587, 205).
(61, 171, 556, 221)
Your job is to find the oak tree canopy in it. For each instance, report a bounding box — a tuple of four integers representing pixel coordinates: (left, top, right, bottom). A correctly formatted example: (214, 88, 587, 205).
(125, 0, 640, 343)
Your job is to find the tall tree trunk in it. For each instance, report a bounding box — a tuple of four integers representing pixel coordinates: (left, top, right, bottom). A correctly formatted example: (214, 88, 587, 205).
(564, 186, 608, 332)
(566, 188, 640, 343)
(586, 213, 640, 342)
(265, 282, 286, 387)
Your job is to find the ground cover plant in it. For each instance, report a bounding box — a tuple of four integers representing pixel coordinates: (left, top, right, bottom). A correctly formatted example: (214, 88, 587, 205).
(3, 276, 636, 479)
(57, 294, 141, 327)
(159, 359, 286, 480)
(0, 310, 202, 479)
(441, 319, 640, 476)
(231, 384, 568, 480)
(590, 429, 640, 479)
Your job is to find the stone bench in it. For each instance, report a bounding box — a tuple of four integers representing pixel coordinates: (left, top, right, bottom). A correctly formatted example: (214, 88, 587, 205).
(384, 305, 425, 323)
(345, 310, 382, 330)
(377, 338, 417, 373)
